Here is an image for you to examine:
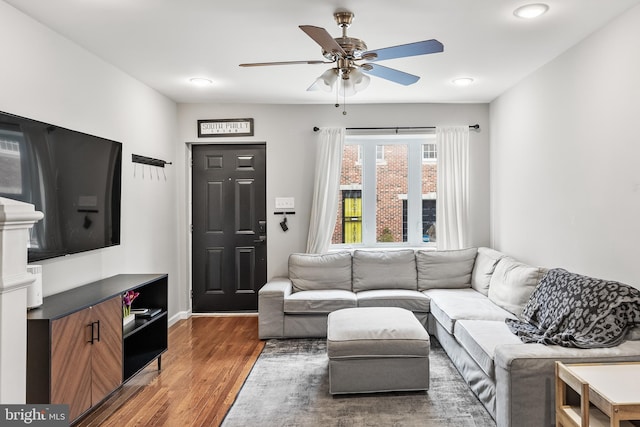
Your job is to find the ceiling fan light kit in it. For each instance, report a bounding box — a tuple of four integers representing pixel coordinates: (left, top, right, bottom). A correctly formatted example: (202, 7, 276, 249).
(309, 68, 339, 92)
(240, 10, 444, 101)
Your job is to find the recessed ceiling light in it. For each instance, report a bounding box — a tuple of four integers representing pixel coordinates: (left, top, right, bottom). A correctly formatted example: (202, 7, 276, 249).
(452, 77, 474, 87)
(189, 77, 213, 86)
(514, 3, 549, 19)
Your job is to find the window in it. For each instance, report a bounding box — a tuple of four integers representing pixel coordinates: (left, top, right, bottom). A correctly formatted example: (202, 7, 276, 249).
(331, 133, 437, 247)
(402, 199, 436, 242)
(422, 143, 437, 162)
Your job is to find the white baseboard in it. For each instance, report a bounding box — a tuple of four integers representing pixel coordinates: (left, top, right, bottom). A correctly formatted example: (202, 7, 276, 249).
(191, 312, 258, 317)
(168, 310, 257, 327)
(168, 309, 191, 327)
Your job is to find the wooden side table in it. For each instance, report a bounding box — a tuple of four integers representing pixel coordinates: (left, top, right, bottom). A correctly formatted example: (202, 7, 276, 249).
(555, 361, 640, 427)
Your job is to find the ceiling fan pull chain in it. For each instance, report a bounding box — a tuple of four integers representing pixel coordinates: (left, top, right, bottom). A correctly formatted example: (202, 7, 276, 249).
(343, 84, 347, 115)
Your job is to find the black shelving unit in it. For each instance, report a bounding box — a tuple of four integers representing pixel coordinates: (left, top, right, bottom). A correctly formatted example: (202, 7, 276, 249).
(122, 275, 168, 382)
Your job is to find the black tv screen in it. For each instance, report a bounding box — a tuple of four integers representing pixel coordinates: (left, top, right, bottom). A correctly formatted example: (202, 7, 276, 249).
(0, 111, 122, 262)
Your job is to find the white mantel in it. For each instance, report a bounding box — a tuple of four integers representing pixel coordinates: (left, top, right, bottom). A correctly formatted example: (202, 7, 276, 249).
(0, 197, 43, 404)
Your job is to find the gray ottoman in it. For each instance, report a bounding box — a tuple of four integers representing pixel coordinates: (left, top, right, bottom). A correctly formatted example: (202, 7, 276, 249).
(327, 307, 430, 394)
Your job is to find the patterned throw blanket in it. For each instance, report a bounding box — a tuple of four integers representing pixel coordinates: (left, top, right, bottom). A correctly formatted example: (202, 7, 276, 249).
(506, 268, 640, 348)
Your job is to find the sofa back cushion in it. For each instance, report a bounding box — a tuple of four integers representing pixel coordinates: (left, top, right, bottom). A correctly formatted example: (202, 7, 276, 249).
(416, 248, 477, 291)
(289, 252, 352, 292)
(471, 247, 507, 296)
(488, 257, 547, 317)
(352, 250, 417, 292)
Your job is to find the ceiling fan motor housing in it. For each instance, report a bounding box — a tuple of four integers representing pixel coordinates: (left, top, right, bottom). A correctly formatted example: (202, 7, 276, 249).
(336, 37, 367, 59)
(322, 36, 367, 60)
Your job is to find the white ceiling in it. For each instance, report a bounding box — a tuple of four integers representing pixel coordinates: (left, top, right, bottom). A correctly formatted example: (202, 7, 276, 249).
(5, 0, 639, 104)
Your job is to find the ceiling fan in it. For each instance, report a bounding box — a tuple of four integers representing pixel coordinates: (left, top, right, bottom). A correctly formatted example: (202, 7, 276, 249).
(239, 10, 444, 97)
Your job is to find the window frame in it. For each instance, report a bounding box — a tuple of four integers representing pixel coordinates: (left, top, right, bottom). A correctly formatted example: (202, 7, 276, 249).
(356, 144, 386, 164)
(331, 132, 437, 249)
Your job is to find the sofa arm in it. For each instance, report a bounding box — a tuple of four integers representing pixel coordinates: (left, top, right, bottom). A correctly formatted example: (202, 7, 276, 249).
(494, 341, 640, 427)
(258, 277, 292, 339)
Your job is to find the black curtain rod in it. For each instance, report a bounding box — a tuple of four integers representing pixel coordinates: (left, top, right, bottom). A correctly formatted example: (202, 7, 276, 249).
(313, 124, 480, 132)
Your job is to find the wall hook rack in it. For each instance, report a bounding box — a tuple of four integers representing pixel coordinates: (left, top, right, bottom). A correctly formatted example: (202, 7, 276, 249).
(131, 154, 172, 168)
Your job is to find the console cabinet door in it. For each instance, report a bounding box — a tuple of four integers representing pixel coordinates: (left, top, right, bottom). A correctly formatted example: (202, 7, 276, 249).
(90, 296, 123, 405)
(51, 308, 92, 421)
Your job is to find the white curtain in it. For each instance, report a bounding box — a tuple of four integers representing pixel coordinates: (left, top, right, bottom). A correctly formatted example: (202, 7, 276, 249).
(306, 127, 345, 253)
(436, 126, 470, 250)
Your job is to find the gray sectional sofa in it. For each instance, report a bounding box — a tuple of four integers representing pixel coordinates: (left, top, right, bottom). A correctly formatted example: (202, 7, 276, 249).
(258, 247, 640, 427)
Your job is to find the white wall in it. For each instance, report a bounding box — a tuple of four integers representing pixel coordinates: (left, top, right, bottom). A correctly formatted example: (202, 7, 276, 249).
(490, 4, 640, 286)
(0, 1, 182, 314)
(177, 102, 490, 283)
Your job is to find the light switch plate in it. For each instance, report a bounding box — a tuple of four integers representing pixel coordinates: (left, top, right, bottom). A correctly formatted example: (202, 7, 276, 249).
(275, 197, 295, 209)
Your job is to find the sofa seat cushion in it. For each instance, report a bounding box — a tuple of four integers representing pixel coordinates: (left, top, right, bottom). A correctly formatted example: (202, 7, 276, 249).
(289, 252, 353, 292)
(453, 320, 523, 378)
(356, 289, 431, 312)
(424, 288, 516, 334)
(284, 290, 357, 314)
(416, 247, 477, 290)
(352, 249, 417, 292)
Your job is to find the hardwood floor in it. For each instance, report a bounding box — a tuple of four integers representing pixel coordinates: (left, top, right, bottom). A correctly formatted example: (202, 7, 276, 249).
(77, 316, 264, 427)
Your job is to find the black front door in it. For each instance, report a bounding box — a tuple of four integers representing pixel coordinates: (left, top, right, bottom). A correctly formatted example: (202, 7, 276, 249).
(192, 144, 267, 312)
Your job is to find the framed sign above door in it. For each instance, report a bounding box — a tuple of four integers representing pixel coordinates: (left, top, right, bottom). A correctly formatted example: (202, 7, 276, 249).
(197, 118, 254, 137)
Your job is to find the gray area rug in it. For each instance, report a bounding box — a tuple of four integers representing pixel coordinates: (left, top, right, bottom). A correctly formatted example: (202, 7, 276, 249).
(222, 339, 496, 427)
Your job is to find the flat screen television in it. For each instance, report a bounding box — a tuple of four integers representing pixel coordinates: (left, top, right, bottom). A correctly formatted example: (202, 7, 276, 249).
(0, 111, 122, 263)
